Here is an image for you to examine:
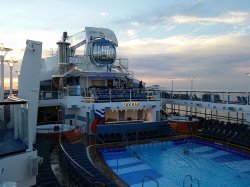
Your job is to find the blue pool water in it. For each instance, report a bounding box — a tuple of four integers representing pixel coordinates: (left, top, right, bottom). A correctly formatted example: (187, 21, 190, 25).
(102, 140, 250, 187)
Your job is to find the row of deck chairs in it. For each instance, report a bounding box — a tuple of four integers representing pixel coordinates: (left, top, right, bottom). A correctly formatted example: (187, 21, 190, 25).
(201, 119, 250, 148)
(162, 92, 201, 101)
(61, 142, 118, 187)
(237, 96, 248, 105)
(97, 124, 176, 143)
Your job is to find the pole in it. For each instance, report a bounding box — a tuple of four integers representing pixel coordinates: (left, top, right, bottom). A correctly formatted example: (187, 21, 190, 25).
(15, 71, 20, 89)
(247, 73, 250, 105)
(170, 78, 174, 99)
(189, 77, 195, 117)
(10, 65, 13, 95)
(0, 55, 4, 91)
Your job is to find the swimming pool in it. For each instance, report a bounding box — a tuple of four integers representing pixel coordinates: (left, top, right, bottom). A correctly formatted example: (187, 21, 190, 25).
(102, 139, 250, 187)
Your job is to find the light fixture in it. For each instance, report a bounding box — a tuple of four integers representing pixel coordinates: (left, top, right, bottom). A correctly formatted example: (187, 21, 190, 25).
(0, 44, 12, 94)
(5, 58, 18, 95)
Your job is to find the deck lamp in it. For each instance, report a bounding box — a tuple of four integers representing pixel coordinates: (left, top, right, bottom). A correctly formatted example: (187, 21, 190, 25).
(170, 78, 175, 99)
(0, 44, 12, 96)
(15, 70, 20, 90)
(189, 77, 195, 100)
(189, 77, 195, 116)
(5, 58, 18, 95)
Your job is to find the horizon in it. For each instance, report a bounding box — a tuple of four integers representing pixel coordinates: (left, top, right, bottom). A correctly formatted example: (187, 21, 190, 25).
(1, 0, 250, 92)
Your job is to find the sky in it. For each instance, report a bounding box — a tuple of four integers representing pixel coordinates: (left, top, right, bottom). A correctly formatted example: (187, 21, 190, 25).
(0, 0, 250, 91)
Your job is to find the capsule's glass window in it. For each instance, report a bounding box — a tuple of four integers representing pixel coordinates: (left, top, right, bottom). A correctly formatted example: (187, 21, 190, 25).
(92, 38, 116, 65)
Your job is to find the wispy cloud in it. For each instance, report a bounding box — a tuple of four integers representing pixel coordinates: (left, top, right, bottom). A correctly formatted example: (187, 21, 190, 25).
(118, 33, 250, 91)
(169, 11, 249, 25)
(125, 29, 138, 39)
(130, 21, 140, 26)
(99, 12, 109, 17)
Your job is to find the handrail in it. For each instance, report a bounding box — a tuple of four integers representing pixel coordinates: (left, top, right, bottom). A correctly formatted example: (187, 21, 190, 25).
(93, 132, 105, 144)
(80, 83, 87, 98)
(192, 178, 200, 187)
(59, 133, 94, 182)
(121, 132, 128, 145)
(116, 155, 119, 173)
(226, 132, 238, 151)
(183, 174, 200, 187)
(183, 175, 192, 187)
(142, 175, 159, 187)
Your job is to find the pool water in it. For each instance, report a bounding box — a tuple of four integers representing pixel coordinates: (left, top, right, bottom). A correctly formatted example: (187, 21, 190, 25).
(102, 140, 250, 187)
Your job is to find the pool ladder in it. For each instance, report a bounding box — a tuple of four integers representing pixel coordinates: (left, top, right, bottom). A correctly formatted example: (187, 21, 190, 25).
(183, 139, 193, 155)
(121, 133, 128, 143)
(183, 175, 200, 187)
(142, 175, 159, 187)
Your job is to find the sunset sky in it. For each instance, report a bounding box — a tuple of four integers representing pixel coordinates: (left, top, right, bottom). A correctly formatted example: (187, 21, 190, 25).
(1, 0, 250, 91)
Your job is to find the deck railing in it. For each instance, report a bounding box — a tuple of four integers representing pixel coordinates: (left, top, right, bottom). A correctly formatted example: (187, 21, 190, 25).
(161, 90, 250, 105)
(39, 86, 162, 102)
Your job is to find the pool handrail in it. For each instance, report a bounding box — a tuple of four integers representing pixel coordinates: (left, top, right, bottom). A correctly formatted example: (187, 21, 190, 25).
(192, 178, 200, 187)
(121, 132, 128, 145)
(183, 174, 200, 187)
(93, 132, 105, 144)
(142, 175, 159, 187)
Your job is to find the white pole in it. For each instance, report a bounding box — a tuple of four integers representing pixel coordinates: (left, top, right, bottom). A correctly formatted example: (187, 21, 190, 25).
(189, 77, 195, 100)
(15, 71, 20, 89)
(10, 65, 13, 95)
(0, 55, 4, 92)
(170, 78, 174, 99)
(189, 77, 195, 117)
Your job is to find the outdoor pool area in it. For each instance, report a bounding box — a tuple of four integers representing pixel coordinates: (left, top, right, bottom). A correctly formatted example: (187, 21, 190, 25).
(101, 139, 250, 187)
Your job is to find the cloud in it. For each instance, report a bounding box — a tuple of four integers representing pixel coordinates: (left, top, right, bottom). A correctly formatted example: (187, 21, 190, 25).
(125, 29, 138, 39)
(99, 12, 109, 16)
(130, 21, 140, 26)
(169, 11, 249, 25)
(117, 33, 250, 91)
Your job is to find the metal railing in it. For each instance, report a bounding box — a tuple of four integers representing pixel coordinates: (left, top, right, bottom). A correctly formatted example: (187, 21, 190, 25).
(93, 133, 105, 144)
(162, 90, 250, 105)
(226, 132, 238, 151)
(59, 133, 106, 187)
(183, 174, 200, 187)
(142, 175, 159, 187)
(121, 132, 128, 145)
(38, 86, 163, 102)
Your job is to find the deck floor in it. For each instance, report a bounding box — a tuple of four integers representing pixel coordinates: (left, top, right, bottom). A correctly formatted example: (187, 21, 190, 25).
(0, 129, 28, 158)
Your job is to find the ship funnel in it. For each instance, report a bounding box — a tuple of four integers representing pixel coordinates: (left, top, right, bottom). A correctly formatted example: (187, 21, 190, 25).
(57, 32, 70, 65)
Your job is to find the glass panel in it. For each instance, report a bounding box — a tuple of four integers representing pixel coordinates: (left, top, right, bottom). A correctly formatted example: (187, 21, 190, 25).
(92, 38, 116, 65)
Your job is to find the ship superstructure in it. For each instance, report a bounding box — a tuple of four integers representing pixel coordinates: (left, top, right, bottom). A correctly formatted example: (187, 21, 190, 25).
(28, 27, 162, 139)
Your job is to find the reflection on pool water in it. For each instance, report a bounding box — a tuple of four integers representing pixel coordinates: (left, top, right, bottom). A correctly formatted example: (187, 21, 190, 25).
(102, 140, 250, 187)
